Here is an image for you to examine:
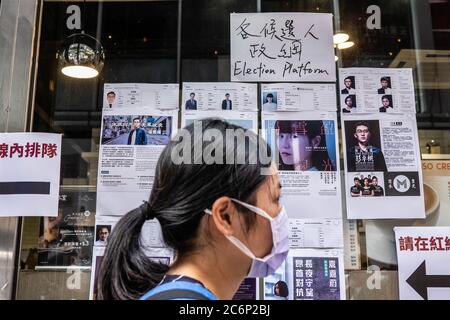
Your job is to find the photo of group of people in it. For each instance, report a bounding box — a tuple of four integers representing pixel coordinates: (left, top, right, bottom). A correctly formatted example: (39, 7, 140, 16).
(344, 120, 387, 173)
(340, 76, 394, 113)
(266, 120, 337, 172)
(101, 115, 172, 146)
(350, 174, 385, 197)
(185, 92, 234, 110)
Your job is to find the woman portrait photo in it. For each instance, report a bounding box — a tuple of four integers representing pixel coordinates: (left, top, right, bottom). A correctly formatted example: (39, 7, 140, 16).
(274, 120, 337, 172)
(379, 95, 393, 113)
(274, 281, 289, 299)
(262, 92, 278, 112)
(342, 95, 356, 113)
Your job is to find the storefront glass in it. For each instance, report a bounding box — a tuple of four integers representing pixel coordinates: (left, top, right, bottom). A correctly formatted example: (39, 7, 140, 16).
(12, 0, 450, 300)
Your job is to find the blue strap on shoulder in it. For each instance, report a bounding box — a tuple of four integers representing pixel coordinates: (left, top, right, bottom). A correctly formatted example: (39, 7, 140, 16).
(140, 281, 217, 301)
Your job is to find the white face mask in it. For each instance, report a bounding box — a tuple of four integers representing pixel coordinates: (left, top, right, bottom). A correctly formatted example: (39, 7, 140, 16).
(205, 198, 290, 278)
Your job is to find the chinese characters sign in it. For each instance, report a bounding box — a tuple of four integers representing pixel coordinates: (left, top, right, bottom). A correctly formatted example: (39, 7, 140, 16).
(399, 235, 450, 252)
(231, 13, 335, 82)
(293, 257, 340, 300)
(0, 133, 62, 217)
(395, 227, 450, 300)
(0, 142, 58, 159)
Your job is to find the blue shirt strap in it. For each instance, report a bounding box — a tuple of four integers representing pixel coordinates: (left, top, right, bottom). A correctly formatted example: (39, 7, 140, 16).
(140, 281, 217, 300)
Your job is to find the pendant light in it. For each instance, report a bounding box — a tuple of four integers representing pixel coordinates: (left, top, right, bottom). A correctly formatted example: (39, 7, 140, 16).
(57, 1, 105, 79)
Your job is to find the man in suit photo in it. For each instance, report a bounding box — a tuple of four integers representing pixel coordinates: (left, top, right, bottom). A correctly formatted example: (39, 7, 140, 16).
(341, 76, 356, 94)
(185, 92, 198, 110)
(346, 121, 387, 172)
(377, 77, 392, 94)
(106, 91, 116, 108)
(128, 117, 148, 145)
(222, 93, 232, 110)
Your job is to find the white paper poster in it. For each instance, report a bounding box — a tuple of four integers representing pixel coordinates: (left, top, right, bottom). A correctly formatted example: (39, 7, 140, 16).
(342, 113, 425, 219)
(289, 219, 344, 248)
(264, 249, 346, 300)
(343, 219, 361, 270)
(0, 133, 62, 217)
(231, 13, 335, 82)
(182, 82, 258, 112)
(181, 82, 259, 134)
(103, 83, 179, 110)
(339, 68, 415, 114)
(183, 110, 258, 133)
(262, 111, 342, 219)
(395, 227, 450, 300)
(261, 83, 336, 112)
(97, 84, 179, 216)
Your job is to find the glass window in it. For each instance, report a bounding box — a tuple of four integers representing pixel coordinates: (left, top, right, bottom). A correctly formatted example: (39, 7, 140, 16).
(181, 0, 257, 82)
(18, 0, 179, 300)
(15, 0, 450, 300)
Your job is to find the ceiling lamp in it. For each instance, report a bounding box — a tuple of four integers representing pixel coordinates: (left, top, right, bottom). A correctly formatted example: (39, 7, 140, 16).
(333, 33, 350, 45)
(337, 41, 355, 50)
(57, 32, 105, 79)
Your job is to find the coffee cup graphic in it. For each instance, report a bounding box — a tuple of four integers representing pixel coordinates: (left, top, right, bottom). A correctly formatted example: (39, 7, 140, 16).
(423, 182, 440, 219)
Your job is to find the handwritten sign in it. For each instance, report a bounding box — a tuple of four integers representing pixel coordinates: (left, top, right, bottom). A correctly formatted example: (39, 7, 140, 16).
(231, 13, 335, 82)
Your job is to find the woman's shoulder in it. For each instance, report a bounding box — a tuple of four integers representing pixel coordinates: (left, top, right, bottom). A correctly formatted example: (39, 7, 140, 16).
(140, 276, 217, 301)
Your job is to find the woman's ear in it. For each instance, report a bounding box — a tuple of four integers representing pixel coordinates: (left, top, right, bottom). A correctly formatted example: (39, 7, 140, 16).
(311, 135, 322, 148)
(210, 197, 235, 237)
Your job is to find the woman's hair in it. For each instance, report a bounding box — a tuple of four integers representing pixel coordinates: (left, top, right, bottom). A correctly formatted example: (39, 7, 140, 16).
(275, 120, 335, 171)
(274, 281, 289, 298)
(98, 118, 272, 300)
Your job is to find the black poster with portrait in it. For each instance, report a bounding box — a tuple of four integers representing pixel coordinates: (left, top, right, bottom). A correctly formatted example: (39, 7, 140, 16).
(37, 192, 96, 268)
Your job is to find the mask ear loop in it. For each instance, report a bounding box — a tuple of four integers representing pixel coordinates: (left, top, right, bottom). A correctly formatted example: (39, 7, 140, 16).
(204, 208, 260, 260)
(232, 199, 286, 255)
(230, 198, 274, 221)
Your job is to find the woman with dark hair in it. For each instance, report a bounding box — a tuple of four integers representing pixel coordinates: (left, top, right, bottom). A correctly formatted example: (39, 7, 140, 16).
(263, 93, 277, 112)
(274, 280, 289, 299)
(379, 95, 393, 112)
(98, 118, 289, 300)
(342, 95, 356, 113)
(361, 178, 374, 196)
(275, 120, 335, 171)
